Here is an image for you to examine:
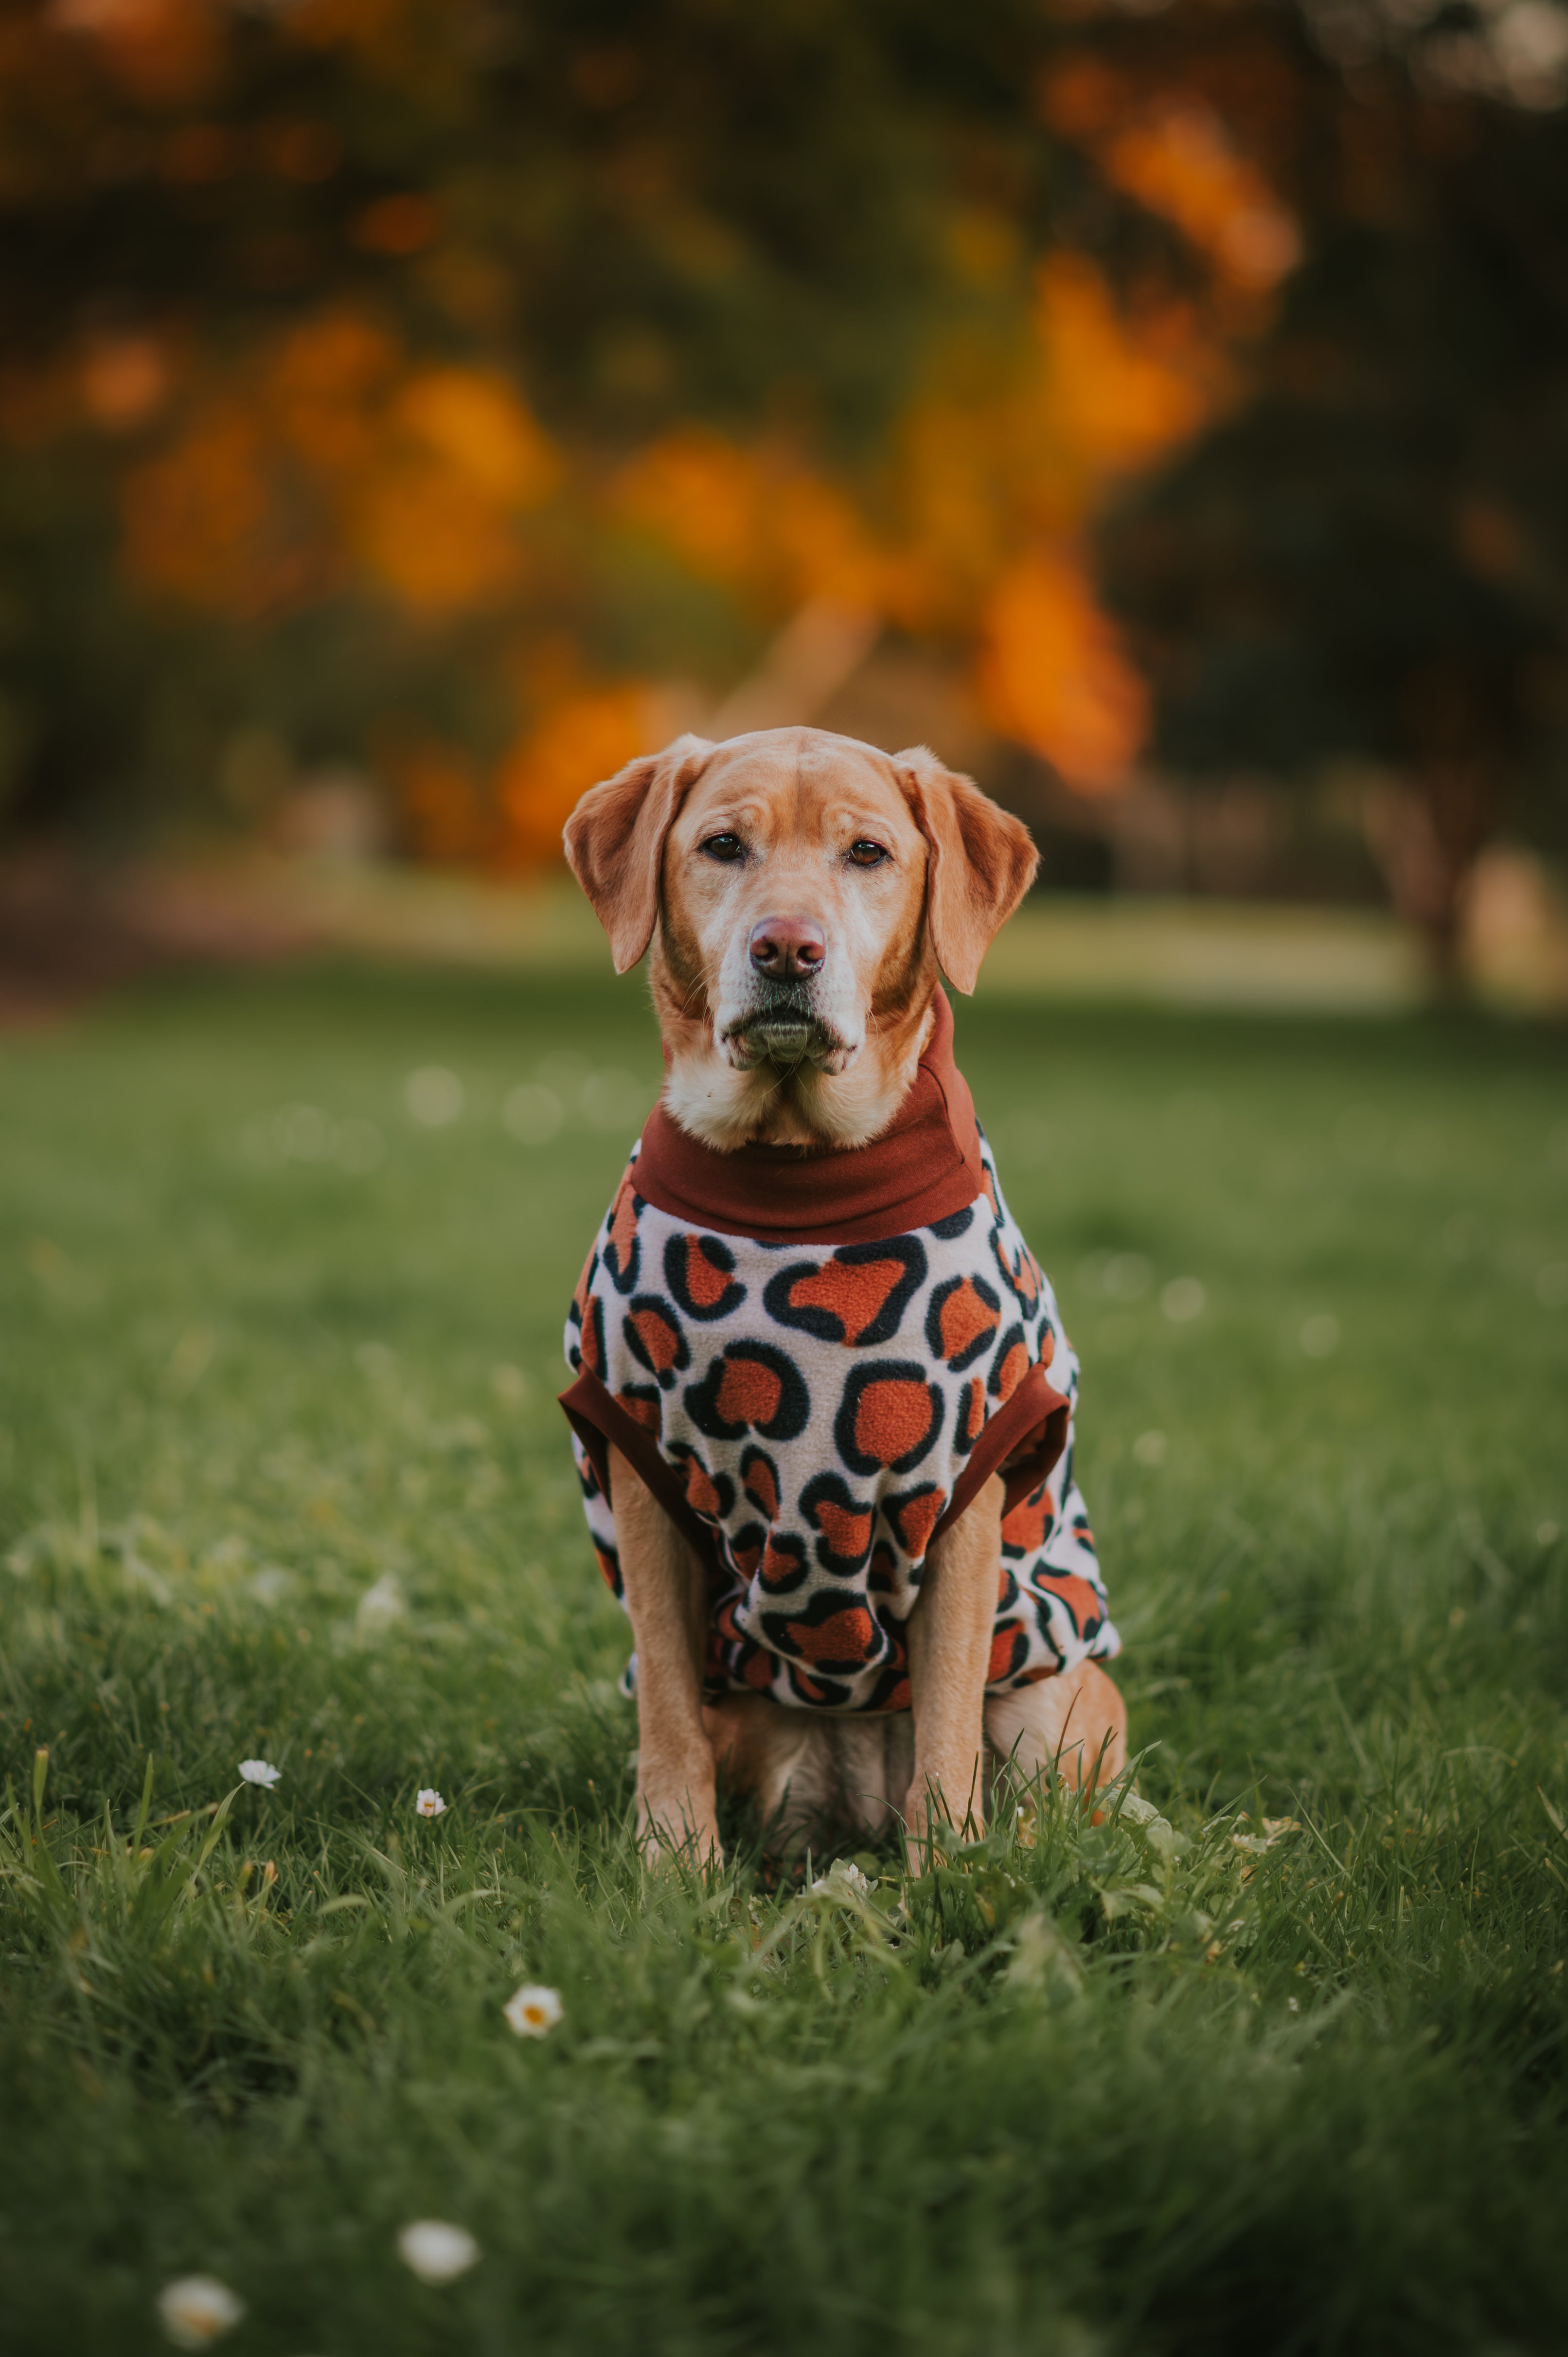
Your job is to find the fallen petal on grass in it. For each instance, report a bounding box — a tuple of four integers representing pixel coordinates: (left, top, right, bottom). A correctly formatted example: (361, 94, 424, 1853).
(397, 2220, 480, 2284)
(157, 2275, 245, 2347)
(356, 1573, 405, 1633)
(503, 1982, 563, 2037)
(237, 1759, 281, 1787)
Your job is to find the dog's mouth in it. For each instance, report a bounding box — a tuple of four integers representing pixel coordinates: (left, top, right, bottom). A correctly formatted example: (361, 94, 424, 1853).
(721, 986, 851, 1072)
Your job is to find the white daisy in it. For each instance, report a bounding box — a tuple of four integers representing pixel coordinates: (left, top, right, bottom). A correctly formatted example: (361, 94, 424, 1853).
(356, 1572, 404, 1633)
(237, 1759, 281, 1788)
(415, 1788, 446, 1818)
(502, 1982, 563, 2037)
(397, 2219, 481, 2285)
(156, 2275, 245, 2347)
(810, 1859, 873, 1901)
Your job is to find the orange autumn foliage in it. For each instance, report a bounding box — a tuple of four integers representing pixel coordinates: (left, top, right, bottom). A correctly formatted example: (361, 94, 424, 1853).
(395, 740, 489, 863)
(496, 683, 662, 867)
(977, 549, 1149, 792)
(878, 255, 1212, 613)
(615, 432, 884, 614)
(269, 311, 398, 465)
(1105, 107, 1301, 290)
(51, 0, 220, 104)
(118, 316, 558, 620)
(612, 255, 1210, 788)
(356, 368, 556, 612)
(1031, 256, 1213, 481)
(12, 2, 1328, 863)
(1042, 60, 1301, 295)
(120, 407, 290, 616)
(113, 242, 1250, 835)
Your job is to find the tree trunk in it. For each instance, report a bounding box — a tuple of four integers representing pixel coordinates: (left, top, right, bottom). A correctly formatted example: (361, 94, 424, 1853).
(1361, 760, 1501, 998)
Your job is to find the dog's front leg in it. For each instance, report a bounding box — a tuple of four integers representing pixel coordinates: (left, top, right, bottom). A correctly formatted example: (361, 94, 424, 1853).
(904, 1472, 1002, 1859)
(608, 1446, 723, 1868)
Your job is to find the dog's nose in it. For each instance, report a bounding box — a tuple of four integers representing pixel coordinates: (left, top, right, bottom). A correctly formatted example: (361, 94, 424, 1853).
(748, 917, 825, 979)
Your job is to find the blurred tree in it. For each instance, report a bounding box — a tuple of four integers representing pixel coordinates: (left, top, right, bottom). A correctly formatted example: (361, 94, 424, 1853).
(0, 0, 1231, 854)
(1085, 0, 1568, 977)
(3, 0, 1063, 451)
(5, 0, 1562, 931)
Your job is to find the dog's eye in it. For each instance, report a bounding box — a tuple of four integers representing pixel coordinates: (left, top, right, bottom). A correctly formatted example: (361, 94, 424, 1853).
(847, 839, 888, 867)
(701, 832, 746, 863)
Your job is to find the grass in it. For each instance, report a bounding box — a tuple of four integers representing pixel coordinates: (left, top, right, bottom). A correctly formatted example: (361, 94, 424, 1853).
(0, 961, 1566, 2357)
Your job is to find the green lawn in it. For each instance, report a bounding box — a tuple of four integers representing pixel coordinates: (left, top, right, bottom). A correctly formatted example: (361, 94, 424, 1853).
(2, 964, 1566, 2357)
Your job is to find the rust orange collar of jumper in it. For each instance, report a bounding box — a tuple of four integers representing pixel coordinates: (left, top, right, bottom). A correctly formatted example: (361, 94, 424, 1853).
(632, 987, 986, 1247)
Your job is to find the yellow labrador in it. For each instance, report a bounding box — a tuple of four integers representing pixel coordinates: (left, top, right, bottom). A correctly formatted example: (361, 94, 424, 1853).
(564, 726, 1126, 1865)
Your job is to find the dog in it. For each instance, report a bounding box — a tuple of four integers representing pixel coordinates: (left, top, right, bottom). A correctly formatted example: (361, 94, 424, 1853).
(560, 725, 1126, 1867)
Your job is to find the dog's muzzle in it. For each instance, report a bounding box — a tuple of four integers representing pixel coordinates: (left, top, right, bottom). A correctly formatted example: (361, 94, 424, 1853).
(722, 982, 848, 1071)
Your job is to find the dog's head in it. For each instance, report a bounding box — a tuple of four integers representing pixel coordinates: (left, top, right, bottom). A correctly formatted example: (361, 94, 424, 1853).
(564, 726, 1036, 1150)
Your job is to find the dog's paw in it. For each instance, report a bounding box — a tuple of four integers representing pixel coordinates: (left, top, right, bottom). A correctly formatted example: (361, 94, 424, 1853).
(903, 1788, 986, 1872)
(641, 1829, 726, 1875)
(636, 1789, 725, 1874)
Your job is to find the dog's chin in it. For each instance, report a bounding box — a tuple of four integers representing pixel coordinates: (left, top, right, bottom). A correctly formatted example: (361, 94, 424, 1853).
(665, 1005, 927, 1151)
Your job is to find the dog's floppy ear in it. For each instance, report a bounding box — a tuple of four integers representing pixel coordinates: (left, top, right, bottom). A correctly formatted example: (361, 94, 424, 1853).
(893, 745, 1038, 994)
(563, 734, 715, 973)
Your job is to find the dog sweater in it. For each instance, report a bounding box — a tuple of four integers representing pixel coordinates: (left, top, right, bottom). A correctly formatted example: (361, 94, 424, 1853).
(560, 990, 1119, 1714)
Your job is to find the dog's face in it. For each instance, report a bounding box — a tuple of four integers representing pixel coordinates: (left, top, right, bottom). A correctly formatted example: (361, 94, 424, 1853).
(565, 726, 1035, 1150)
(659, 732, 929, 1084)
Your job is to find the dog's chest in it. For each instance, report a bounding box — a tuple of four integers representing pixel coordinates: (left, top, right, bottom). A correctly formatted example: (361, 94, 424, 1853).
(565, 1135, 1118, 1713)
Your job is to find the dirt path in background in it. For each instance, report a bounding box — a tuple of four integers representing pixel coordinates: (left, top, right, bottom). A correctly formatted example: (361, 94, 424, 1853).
(0, 851, 311, 1029)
